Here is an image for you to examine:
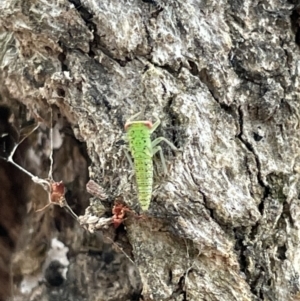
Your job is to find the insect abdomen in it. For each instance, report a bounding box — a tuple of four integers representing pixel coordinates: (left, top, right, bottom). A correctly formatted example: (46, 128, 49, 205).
(135, 152, 153, 210)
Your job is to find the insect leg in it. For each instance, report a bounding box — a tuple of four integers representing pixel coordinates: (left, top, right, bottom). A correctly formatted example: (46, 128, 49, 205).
(152, 145, 167, 174)
(151, 137, 178, 150)
(123, 147, 134, 168)
(151, 137, 178, 174)
(123, 147, 135, 181)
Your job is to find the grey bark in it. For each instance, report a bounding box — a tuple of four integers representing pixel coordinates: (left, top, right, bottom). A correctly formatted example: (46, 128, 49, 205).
(0, 0, 299, 301)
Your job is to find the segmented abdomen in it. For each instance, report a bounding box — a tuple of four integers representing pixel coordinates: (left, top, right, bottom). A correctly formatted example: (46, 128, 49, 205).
(127, 123, 153, 211)
(134, 152, 153, 210)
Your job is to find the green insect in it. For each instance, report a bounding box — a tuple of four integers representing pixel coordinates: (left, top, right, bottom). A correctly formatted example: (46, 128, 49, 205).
(124, 112, 178, 211)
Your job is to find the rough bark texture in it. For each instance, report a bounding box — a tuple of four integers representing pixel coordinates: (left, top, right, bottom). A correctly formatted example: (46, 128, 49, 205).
(0, 0, 300, 300)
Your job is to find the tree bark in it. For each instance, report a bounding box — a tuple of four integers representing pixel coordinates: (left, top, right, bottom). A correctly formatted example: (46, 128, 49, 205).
(0, 0, 300, 300)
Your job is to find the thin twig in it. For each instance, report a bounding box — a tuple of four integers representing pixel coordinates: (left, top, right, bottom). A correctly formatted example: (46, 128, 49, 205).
(63, 202, 79, 220)
(105, 236, 135, 265)
(48, 108, 53, 180)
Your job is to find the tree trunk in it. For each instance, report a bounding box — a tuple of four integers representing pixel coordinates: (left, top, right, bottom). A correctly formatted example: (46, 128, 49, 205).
(0, 0, 300, 300)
